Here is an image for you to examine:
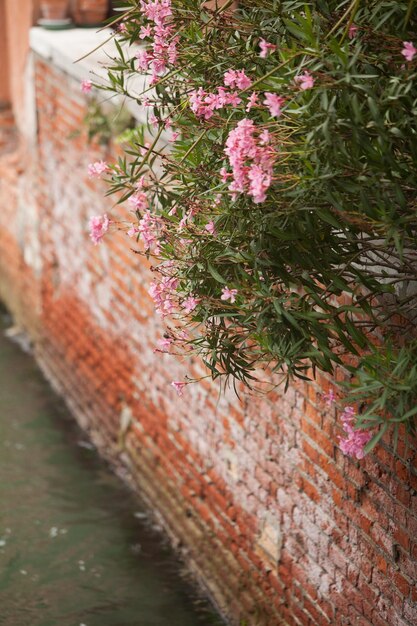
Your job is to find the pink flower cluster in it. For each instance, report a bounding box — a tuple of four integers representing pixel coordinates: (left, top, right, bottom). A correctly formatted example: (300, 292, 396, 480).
(339, 406, 372, 460)
(148, 275, 178, 316)
(263, 92, 285, 117)
(157, 336, 173, 351)
(89, 214, 110, 245)
(190, 68, 314, 120)
(81, 80, 92, 93)
(322, 388, 335, 407)
(294, 71, 314, 91)
(205, 220, 216, 235)
(128, 188, 148, 212)
(136, 0, 178, 82)
(402, 41, 416, 62)
(183, 295, 200, 313)
(189, 87, 242, 120)
(88, 161, 109, 179)
(138, 210, 163, 254)
(259, 39, 276, 58)
(223, 69, 252, 90)
(189, 70, 252, 119)
(223, 118, 276, 203)
(127, 176, 149, 214)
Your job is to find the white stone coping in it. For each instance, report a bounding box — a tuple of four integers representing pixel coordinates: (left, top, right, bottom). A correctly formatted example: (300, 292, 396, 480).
(29, 26, 151, 122)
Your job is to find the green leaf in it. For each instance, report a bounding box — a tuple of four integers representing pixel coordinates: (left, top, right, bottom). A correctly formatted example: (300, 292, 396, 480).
(207, 263, 226, 284)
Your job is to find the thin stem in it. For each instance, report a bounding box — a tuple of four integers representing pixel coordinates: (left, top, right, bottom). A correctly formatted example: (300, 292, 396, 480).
(404, 0, 415, 27)
(242, 52, 304, 93)
(179, 129, 208, 164)
(75, 33, 117, 64)
(340, 0, 361, 43)
(97, 5, 136, 32)
(326, 0, 360, 40)
(132, 125, 165, 181)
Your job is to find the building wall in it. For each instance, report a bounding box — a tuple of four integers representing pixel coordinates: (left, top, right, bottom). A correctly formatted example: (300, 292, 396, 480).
(2, 0, 39, 130)
(0, 29, 416, 626)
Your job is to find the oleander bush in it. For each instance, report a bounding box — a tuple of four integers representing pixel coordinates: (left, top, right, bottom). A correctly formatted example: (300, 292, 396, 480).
(88, 0, 417, 458)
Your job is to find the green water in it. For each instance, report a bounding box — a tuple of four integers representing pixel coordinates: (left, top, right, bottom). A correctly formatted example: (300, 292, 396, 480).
(0, 314, 224, 626)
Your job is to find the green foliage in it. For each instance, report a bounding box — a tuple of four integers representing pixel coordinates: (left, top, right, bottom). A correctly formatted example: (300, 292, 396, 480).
(99, 0, 417, 454)
(83, 99, 135, 145)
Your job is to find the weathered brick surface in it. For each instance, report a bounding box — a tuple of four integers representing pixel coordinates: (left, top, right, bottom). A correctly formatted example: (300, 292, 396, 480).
(0, 56, 416, 626)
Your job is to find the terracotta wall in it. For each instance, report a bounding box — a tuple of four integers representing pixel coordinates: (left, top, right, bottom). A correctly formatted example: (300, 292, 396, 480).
(2, 0, 39, 128)
(0, 39, 416, 626)
(0, 1, 10, 105)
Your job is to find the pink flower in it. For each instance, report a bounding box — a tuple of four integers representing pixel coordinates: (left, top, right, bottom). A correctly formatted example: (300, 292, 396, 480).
(189, 88, 212, 119)
(156, 336, 172, 351)
(294, 71, 314, 90)
(168, 40, 179, 65)
(88, 160, 109, 178)
(137, 209, 163, 254)
(149, 113, 159, 127)
(205, 220, 216, 235)
(128, 190, 148, 211)
(224, 91, 242, 107)
(247, 164, 271, 204)
(220, 167, 231, 183)
(136, 50, 153, 71)
(89, 214, 110, 245)
(171, 381, 186, 396)
(183, 295, 200, 314)
(136, 175, 147, 189)
(236, 70, 252, 90)
(402, 41, 417, 62)
(118, 22, 128, 33)
(189, 84, 244, 119)
(338, 406, 372, 460)
(169, 131, 180, 142)
(348, 23, 358, 39)
(127, 225, 140, 238)
(259, 129, 270, 145)
(140, 0, 172, 24)
(140, 142, 151, 156)
(148, 275, 178, 316)
(81, 79, 92, 93)
(151, 58, 167, 76)
(221, 286, 238, 303)
(224, 69, 252, 90)
(224, 69, 238, 87)
(140, 25, 153, 38)
(322, 389, 335, 407)
(263, 92, 285, 117)
(246, 92, 259, 112)
(259, 38, 277, 58)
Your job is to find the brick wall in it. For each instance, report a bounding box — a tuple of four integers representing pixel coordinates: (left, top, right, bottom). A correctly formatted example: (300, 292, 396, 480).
(0, 37, 416, 626)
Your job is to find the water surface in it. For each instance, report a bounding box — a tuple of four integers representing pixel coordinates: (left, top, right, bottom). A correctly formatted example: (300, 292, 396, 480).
(0, 313, 224, 626)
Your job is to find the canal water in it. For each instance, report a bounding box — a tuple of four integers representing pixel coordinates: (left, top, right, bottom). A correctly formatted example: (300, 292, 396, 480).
(0, 312, 224, 626)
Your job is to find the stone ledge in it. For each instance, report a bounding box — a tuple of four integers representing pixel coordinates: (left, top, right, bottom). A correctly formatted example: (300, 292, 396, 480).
(30, 26, 115, 82)
(29, 26, 150, 122)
